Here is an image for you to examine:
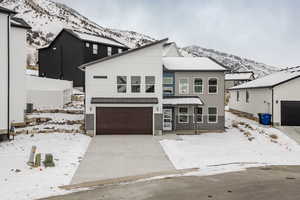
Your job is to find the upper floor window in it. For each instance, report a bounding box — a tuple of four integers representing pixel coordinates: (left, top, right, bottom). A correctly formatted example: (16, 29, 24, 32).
(118, 48, 123, 53)
(179, 78, 189, 94)
(86, 43, 90, 48)
(208, 78, 218, 94)
(178, 107, 189, 123)
(163, 77, 173, 85)
(93, 44, 98, 55)
(163, 86, 173, 95)
(208, 107, 218, 123)
(194, 78, 203, 94)
(194, 107, 203, 123)
(117, 76, 127, 93)
(237, 91, 240, 102)
(107, 47, 112, 56)
(145, 76, 155, 93)
(246, 90, 249, 103)
(131, 76, 141, 93)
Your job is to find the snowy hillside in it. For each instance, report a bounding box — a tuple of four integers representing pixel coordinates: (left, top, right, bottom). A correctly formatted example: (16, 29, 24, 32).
(0, 0, 279, 76)
(182, 46, 279, 77)
(0, 0, 155, 48)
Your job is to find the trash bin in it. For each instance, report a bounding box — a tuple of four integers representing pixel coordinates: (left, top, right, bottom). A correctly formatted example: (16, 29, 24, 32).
(261, 113, 272, 125)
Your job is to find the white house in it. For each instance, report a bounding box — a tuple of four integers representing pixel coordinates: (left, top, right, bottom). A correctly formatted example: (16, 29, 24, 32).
(0, 6, 31, 138)
(225, 71, 255, 90)
(228, 67, 300, 126)
(81, 39, 167, 136)
(26, 75, 73, 110)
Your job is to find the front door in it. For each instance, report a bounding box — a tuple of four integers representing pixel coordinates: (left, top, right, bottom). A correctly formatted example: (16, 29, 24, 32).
(163, 109, 173, 131)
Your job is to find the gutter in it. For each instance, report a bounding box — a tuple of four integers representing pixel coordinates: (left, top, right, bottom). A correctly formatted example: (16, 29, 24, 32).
(7, 15, 11, 139)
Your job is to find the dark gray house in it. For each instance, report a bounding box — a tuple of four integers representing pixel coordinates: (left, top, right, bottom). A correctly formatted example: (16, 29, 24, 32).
(38, 29, 129, 87)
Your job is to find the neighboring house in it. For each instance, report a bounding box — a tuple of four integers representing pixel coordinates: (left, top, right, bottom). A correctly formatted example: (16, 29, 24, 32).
(80, 39, 227, 136)
(26, 75, 73, 109)
(225, 71, 255, 90)
(228, 66, 300, 126)
(38, 29, 129, 87)
(163, 42, 182, 57)
(0, 6, 31, 138)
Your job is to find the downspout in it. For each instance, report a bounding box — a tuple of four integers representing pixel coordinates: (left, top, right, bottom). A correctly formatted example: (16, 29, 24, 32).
(271, 88, 274, 126)
(7, 15, 11, 139)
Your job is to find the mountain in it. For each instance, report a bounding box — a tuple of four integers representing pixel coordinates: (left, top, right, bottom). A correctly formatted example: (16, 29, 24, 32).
(181, 46, 279, 77)
(0, 0, 279, 76)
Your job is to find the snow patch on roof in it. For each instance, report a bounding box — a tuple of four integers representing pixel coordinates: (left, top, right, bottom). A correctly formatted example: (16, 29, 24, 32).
(163, 57, 226, 71)
(163, 97, 203, 105)
(225, 72, 254, 81)
(230, 66, 300, 89)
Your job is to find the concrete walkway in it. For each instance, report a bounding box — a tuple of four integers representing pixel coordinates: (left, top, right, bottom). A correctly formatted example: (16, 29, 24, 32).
(71, 135, 176, 184)
(277, 126, 300, 144)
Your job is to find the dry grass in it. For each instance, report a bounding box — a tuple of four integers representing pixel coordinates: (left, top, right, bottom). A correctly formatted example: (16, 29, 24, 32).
(232, 121, 239, 128)
(269, 134, 278, 140)
(244, 131, 252, 137)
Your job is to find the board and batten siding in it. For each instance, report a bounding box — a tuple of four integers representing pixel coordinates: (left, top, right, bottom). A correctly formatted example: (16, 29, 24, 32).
(10, 26, 27, 124)
(273, 77, 300, 125)
(85, 42, 164, 135)
(228, 88, 272, 118)
(0, 13, 9, 131)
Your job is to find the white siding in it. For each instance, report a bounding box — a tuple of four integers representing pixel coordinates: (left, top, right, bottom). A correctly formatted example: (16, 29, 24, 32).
(228, 88, 272, 118)
(163, 43, 181, 57)
(273, 77, 300, 125)
(10, 27, 27, 124)
(0, 13, 9, 131)
(26, 76, 73, 109)
(85, 43, 164, 135)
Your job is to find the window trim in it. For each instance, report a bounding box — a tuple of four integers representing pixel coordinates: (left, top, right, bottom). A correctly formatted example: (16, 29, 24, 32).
(179, 78, 189, 95)
(86, 42, 90, 48)
(145, 76, 155, 93)
(208, 107, 218, 123)
(178, 106, 189, 124)
(194, 106, 203, 123)
(208, 77, 218, 95)
(131, 76, 141, 93)
(117, 76, 127, 93)
(193, 77, 204, 94)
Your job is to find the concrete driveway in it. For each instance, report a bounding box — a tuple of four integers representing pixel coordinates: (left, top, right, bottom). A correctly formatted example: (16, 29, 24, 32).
(278, 126, 300, 144)
(71, 135, 175, 184)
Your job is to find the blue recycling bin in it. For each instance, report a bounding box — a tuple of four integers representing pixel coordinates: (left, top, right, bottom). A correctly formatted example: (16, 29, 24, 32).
(260, 113, 272, 125)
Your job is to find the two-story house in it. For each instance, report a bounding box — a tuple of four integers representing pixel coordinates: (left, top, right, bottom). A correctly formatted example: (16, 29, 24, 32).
(0, 6, 31, 139)
(38, 28, 129, 87)
(80, 39, 226, 136)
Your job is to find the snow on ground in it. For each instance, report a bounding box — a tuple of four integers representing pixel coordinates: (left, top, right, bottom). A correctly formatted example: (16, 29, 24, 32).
(160, 111, 300, 176)
(0, 133, 91, 200)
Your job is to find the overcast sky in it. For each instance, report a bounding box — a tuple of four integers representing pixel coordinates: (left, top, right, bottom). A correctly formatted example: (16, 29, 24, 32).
(56, 0, 300, 68)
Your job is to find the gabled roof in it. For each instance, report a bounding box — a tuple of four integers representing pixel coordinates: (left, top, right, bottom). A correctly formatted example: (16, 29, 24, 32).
(163, 42, 182, 57)
(225, 71, 254, 81)
(39, 28, 127, 50)
(0, 6, 17, 15)
(163, 57, 227, 72)
(80, 38, 169, 70)
(229, 66, 300, 90)
(11, 17, 31, 29)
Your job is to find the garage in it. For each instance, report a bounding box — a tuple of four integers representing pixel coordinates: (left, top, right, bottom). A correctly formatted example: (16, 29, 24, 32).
(96, 107, 153, 135)
(281, 101, 300, 126)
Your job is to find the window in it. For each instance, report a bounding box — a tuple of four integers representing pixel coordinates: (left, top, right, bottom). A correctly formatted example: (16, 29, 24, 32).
(163, 87, 173, 95)
(131, 76, 141, 93)
(246, 90, 249, 103)
(194, 107, 203, 123)
(163, 77, 173, 85)
(179, 78, 189, 94)
(117, 76, 127, 93)
(145, 76, 155, 93)
(178, 107, 189, 123)
(237, 91, 240, 102)
(194, 78, 203, 94)
(208, 78, 218, 94)
(107, 47, 112, 56)
(118, 48, 123, 53)
(93, 44, 98, 55)
(86, 43, 90, 48)
(208, 107, 217, 123)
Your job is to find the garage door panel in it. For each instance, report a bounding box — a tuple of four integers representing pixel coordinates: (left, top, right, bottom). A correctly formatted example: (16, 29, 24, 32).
(96, 107, 153, 135)
(281, 101, 300, 126)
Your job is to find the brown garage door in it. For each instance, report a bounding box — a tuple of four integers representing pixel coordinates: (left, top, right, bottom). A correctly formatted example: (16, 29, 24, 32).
(96, 107, 153, 135)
